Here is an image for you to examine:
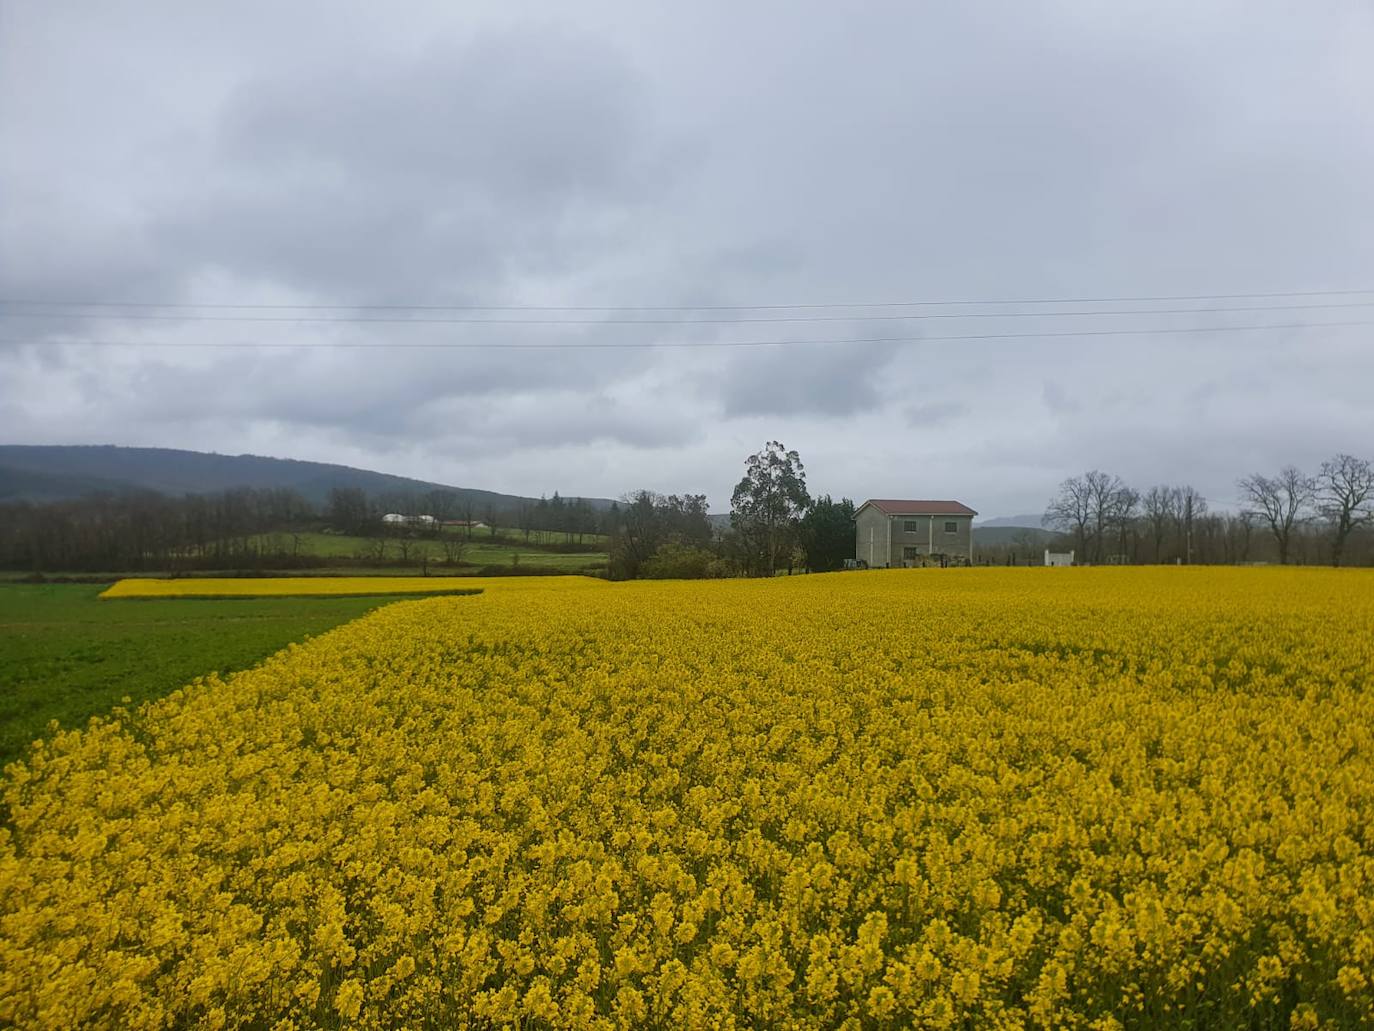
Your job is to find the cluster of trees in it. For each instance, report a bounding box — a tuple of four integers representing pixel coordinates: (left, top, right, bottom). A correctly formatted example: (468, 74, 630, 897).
(606, 492, 714, 579)
(0, 487, 318, 572)
(606, 442, 858, 579)
(1044, 454, 1374, 566)
(519, 493, 604, 544)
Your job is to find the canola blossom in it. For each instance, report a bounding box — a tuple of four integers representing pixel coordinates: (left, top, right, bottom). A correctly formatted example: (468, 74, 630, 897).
(99, 575, 608, 600)
(3, 568, 1374, 1028)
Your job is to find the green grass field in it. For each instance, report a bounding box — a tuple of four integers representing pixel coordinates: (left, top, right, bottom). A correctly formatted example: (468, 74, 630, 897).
(488, 525, 610, 547)
(248, 531, 607, 571)
(0, 583, 396, 767)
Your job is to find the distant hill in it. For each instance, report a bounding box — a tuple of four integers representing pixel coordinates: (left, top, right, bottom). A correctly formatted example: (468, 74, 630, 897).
(975, 513, 1046, 528)
(0, 445, 617, 511)
(973, 525, 1055, 547)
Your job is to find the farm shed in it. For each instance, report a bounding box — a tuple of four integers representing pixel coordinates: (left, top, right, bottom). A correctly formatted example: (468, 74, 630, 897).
(854, 499, 977, 567)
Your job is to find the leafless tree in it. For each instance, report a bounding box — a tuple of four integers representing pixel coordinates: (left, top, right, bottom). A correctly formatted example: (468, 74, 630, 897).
(1317, 453, 1374, 566)
(425, 490, 457, 531)
(1141, 486, 1176, 562)
(1083, 471, 1130, 563)
(1109, 486, 1140, 561)
(1239, 466, 1315, 564)
(1227, 510, 1255, 564)
(1044, 474, 1093, 561)
(1171, 486, 1207, 565)
(441, 535, 467, 566)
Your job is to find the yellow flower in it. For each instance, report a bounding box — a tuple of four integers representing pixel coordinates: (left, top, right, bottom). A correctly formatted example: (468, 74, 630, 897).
(333, 979, 363, 1021)
(2, 568, 1372, 1028)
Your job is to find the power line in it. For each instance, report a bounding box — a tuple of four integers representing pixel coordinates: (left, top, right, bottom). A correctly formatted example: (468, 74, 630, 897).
(1, 286, 1371, 313)
(3, 301, 1374, 326)
(5, 319, 1370, 350)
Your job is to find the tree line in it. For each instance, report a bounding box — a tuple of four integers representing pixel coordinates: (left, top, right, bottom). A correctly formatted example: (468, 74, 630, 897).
(606, 442, 858, 579)
(0, 487, 318, 572)
(1043, 454, 1374, 566)
(4, 445, 1369, 574)
(0, 485, 615, 573)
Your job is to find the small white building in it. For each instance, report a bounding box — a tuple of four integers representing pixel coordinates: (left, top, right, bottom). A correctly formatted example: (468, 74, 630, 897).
(382, 513, 436, 527)
(1044, 549, 1074, 567)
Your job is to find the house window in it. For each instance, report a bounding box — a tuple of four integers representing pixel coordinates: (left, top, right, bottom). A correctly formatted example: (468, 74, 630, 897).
(903, 520, 920, 532)
(944, 521, 958, 534)
(902, 546, 919, 559)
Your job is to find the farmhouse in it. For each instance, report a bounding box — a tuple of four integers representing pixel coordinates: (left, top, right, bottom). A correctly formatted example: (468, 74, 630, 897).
(854, 499, 977, 567)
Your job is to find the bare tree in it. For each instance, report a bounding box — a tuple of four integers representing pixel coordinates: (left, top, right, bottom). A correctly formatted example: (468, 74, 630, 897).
(1044, 474, 1093, 560)
(1220, 511, 1255, 564)
(1109, 486, 1140, 562)
(1239, 466, 1315, 564)
(1141, 486, 1176, 562)
(1317, 453, 1374, 567)
(1082, 471, 1130, 564)
(425, 490, 457, 530)
(441, 535, 467, 566)
(1172, 486, 1207, 565)
(359, 535, 388, 563)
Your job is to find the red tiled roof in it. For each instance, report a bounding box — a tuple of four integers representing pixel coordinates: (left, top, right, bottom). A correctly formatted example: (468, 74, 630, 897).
(860, 499, 978, 516)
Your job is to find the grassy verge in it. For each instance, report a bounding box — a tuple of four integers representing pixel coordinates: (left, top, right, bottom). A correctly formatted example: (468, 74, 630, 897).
(0, 583, 396, 766)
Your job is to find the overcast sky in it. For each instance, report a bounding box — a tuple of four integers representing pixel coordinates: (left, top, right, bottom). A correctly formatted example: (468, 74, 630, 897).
(3, 2, 1372, 517)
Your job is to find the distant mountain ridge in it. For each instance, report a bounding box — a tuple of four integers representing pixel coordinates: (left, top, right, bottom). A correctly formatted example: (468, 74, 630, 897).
(0, 445, 618, 511)
(972, 525, 1055, 547)
(975, 513, 1046, 528)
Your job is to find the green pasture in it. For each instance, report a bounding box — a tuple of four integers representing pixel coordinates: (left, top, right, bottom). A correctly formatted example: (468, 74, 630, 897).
(0, 583, 393, 767)
(487, 525, 610, 547)
(246, 531, 606, 571)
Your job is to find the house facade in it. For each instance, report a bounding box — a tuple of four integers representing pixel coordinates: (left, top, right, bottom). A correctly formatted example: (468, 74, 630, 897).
(854, 499, 977, 567)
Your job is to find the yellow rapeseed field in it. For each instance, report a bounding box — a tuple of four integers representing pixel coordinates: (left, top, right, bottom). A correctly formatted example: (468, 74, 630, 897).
(99, 575, 608, 599)
(3, 568, 1373, 1028)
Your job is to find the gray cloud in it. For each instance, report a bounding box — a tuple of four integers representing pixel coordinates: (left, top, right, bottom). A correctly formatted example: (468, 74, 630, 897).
(715, 338, 900, 419)
(904, 402, 967, 428)
(2, 1, 1373, 516)
(151, 26, 671, 304)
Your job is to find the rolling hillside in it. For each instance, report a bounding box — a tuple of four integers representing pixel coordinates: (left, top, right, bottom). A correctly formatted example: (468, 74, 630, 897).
(0, 445, 617, 510)
(972, 524, 1055, 547)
